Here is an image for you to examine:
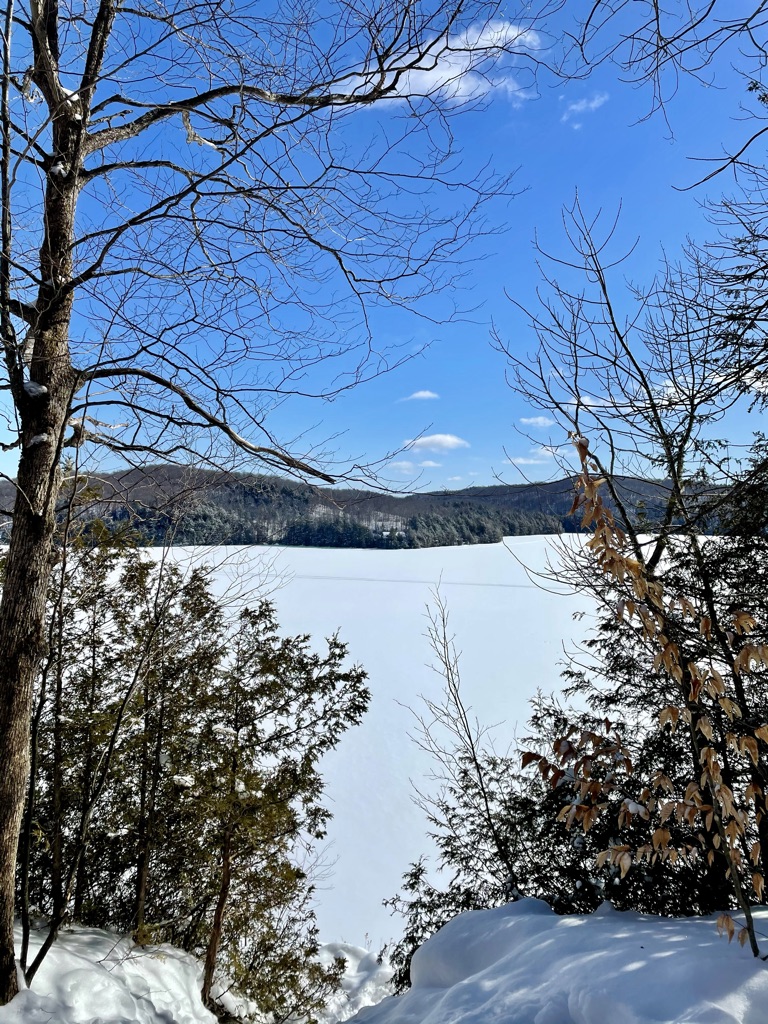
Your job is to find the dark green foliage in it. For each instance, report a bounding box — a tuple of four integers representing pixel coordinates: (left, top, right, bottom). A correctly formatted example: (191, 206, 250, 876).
(117, 495, 567, 549)
(0, 465, 700, 550)
(281, 516, 384, 548)
(19, 533, 369, 1021)
(386, 686, 741, 991)
(399, 506, 562, 547)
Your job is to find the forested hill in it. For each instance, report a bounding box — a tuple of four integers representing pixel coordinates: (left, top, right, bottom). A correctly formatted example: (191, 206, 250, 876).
(0, 467, 674, 549)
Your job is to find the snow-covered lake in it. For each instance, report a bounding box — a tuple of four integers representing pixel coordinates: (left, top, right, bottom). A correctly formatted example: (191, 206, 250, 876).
(12, 537, 768, 1024)
(159, 537, 594, 948)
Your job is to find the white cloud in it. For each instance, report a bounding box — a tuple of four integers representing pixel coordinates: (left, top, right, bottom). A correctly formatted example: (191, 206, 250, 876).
(561, 395, 609, 410)
(406, 433, 470, 452)
(390, 21, 541, 105)
(419, 460, 442, 468)
(448, 476, 463, 482)
(520, 415, 555, 428)
(401, 390, 440, 401)
(561, 92, 609, 126)
(388, 460, 416, 474)
(505, 446, 556, 466)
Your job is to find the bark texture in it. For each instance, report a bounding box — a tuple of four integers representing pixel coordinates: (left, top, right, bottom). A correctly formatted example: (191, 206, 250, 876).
(0, 432, 65, 1001)
(0, 52, 80, 995)
(201, 831, 233, 1007)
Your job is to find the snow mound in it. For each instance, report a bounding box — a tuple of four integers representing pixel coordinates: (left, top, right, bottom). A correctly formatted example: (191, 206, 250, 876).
(319, 943, 394, 1022)
(350, 899, 768, 1024)
(0, 927, 216, 1024)
(4, 905, 768, 1024)
(0, 926, 392, 1024)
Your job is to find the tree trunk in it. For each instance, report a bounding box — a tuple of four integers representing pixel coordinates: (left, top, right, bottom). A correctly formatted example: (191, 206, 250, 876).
(0, 438, 66, 1000)
(51, 654, 64, 924)
(201, 831, 232, 1007)
(18, 647, 51, 972)
(0, 93, 80, 995)
(136, 672, 166, 937)
(135, 679, 150, 937)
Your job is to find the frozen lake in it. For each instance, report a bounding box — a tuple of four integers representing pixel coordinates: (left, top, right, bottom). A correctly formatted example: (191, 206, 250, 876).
(160, 537, 594, 948)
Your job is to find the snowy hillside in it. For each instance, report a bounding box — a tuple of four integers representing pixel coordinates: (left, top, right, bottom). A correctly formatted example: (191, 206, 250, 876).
(156, 536, 593, 947)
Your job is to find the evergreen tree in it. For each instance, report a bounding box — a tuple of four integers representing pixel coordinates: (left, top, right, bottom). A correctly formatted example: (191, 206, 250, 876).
(19, 534, 369, 1020)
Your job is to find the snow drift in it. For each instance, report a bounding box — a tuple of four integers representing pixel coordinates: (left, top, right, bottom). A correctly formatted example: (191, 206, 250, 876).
(352, 899, 768, 1024)
(4, 902, 768, 1023)
(0, 927, 393, 1024)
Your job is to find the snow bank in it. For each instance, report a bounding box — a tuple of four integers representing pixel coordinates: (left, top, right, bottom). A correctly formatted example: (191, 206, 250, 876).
(351, 899, 768, 1024)
(0, 926, 392, 1024)
(319, 943, 394, 1021)
(0, 927, 216, 1024)
(5, 904, 768, 1023)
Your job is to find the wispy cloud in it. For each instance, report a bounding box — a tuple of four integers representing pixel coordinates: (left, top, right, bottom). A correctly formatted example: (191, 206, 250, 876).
(400, 390, 440, 402)
(390, 21, 541, 106)
(419, 460, 442, 468)
(406, 433, 470, 452)
(505, 446, 556, 466)
(560, 91, 609, 128)
(520, 415, 555, 428)
(388, 460, 416, 475)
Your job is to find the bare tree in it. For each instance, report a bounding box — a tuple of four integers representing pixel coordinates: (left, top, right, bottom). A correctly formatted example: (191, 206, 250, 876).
(538, 1, 768, 188)
(502, 200, 768, 956)
(409, 593, 520, 889)
(488, 0, 768, 965)
(0, 0, 545, 1001)
(553, 2, 768, 107)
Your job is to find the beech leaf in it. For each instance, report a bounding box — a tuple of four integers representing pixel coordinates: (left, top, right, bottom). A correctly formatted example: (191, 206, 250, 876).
(754, 873, 765, 902)
(716, 913, 735, 942)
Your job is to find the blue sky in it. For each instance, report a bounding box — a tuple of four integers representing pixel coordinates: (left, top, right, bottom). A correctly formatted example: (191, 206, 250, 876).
(1, 8, 759, 491)
(263, 40, 755, 492)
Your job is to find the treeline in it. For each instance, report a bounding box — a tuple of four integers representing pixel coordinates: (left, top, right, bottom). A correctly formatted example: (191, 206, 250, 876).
(0, 468, 684, 549)
(115, 502, 569, 548)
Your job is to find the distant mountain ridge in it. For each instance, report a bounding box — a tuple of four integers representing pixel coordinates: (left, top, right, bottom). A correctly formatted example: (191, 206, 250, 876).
(0, 466, 676, 548)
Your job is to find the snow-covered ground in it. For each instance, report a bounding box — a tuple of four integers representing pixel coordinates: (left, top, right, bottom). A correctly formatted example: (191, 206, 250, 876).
(0, 924, 393, 1024)
(6, 903, 768, 1024)
(355, 900, 768, 1024)
(157, 537, 593, 948)
(0, 927, 218, 1024)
